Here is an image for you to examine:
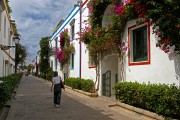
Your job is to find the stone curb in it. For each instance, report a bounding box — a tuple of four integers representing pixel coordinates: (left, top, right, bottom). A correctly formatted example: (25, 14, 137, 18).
(115, 102, 164, 120)
(65, 85, 98, 97)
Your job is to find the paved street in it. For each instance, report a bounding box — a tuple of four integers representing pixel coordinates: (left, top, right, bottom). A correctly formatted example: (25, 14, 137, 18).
(6, 75, 134, 120)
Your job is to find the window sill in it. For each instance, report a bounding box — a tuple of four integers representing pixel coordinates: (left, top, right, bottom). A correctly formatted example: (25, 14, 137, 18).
(129, 61, 150, 66)
(89, 66, 96, 68)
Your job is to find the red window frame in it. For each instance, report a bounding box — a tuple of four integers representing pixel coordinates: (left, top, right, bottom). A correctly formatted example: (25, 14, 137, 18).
(128, 21, 151, 66)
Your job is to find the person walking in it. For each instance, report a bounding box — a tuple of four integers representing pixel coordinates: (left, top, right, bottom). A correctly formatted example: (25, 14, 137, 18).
(51, 71, 65, 107)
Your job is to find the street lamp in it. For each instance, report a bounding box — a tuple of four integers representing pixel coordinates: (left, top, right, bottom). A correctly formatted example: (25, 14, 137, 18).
(13, 36, 20, 44)
(77, 0, 83, 79)
(0, 35, 20, 73)
(1, 35, 20, 50)
(19, 54, 22, 58)
(12, 35, 21, 74)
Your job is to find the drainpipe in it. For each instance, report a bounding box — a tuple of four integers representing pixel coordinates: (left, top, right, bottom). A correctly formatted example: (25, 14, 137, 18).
(78, 0, 82, 79)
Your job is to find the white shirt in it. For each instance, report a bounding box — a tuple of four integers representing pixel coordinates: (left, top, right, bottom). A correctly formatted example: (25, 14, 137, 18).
(52, 76, 61, 84)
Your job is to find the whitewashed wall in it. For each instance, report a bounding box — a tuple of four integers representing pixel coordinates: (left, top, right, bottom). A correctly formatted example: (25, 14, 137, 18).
(69, 1, 96, 81)
(123, 19, 180, 87)
(50, 1, 180, 98)
(0, 29, 3, 76)
(100, 55, 118, 97)
(50, 6, 79, 79)
(0, 4, 15, 77)
(50, 1, 96, 82)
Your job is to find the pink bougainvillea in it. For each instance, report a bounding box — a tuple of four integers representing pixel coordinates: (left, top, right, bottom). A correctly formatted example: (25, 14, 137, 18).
(159, 38, 171, 53)
(56, 48, 64, 62)
(87, 0, 179, 55)
(119, 41, 127, 53)
(106, 9, 112, 14)
(88, 6, 93, 14)
(60, 28, 69, 48)
(85, 26, 91, 32)
(134, 4, 147, 18)
(56, 28, 74, 67)
(153, 25, 172, 54)
(56, 29, 69, 62)
(114, 2, 125, 15)
(77, 26, 92, 44)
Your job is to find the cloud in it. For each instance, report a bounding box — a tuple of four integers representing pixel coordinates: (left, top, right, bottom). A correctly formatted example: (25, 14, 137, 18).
(9, 0, 77, 64)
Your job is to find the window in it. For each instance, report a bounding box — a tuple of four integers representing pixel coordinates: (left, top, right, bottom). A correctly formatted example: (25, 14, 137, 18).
(4, 16, 6, 38)
(8, 28, 10, 45)
(71, 24, 75, 40)
(89, 54, 96, 68)
(128, 22, 150, 66)
(70, 19, 75, 41)
(51, 60, 53, 69)
(115, 74, 118, 83)
(55, 39, 58, 49)
(133, 26, 147, 62)
(0, 12, 2, 30)
(70, 53, 74, 69)
(55, 57, 57, 70)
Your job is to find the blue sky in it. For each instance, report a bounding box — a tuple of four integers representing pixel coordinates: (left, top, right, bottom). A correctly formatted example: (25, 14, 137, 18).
(9, 0, 77, 64)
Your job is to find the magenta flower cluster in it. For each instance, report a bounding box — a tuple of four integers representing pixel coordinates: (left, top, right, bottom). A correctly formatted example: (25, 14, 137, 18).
(56, 29, 69, 62)
(114, 2, 125, 15)
(56, 48, 64, 62)
(77, 26, 91, 38)
(60, 29, 68, 48)
(119, 41, 128, 53)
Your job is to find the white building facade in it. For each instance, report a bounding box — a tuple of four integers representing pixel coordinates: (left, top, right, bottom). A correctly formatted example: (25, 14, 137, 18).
(49, 0, 180, 98)
(0, 0, 16, 77)
(49, 0, 96, 81)
(100, 19, 180, 98)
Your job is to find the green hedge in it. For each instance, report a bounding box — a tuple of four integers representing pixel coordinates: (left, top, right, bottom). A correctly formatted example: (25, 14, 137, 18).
(0, 73, 22, 108)
(81, 79, 95, 92)
(65, 77, 94, 92)
(114, 82, 180, 119)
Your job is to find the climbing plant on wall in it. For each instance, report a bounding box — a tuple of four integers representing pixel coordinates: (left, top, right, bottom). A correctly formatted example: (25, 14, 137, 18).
(79, 0, 180, 90)
(56, 29, 75, 69)
(86, 0, 180, 55)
